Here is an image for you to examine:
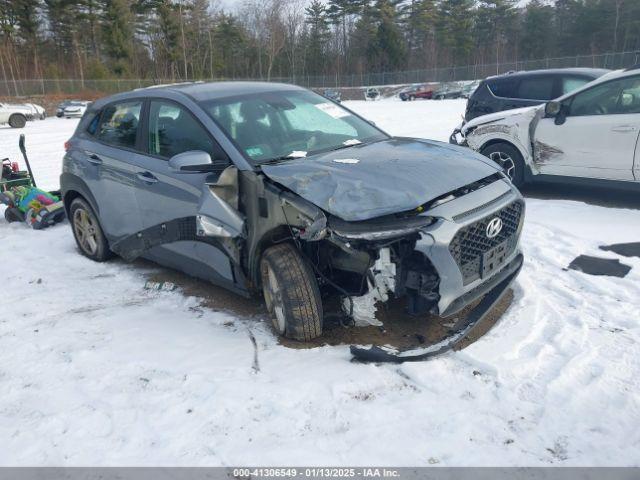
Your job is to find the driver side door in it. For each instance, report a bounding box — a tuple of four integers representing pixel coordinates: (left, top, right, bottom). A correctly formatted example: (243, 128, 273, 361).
(533, 75, 640, 181)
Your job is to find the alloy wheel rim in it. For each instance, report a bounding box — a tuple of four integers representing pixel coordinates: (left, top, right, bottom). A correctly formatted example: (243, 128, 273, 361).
(73, 208, 99, 255)
(265, 267, 286, 333)
(489, 151, 516, 180)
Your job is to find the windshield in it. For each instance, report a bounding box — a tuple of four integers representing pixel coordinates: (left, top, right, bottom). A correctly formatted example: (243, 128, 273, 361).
(203, 89, 387, 164)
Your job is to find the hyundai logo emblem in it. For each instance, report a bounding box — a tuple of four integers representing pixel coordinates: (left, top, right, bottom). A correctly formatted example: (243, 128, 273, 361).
(486, 217, 503, 239)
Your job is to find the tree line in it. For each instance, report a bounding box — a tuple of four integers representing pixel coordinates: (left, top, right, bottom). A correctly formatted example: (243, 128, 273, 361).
(1, 0, 639, 86)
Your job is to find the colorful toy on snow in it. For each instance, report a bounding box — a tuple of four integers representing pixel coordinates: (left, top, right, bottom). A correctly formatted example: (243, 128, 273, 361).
(0, 134, 66, 229)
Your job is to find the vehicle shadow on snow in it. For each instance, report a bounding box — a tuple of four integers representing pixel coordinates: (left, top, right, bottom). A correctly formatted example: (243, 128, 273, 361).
(141, 258, 514, 353)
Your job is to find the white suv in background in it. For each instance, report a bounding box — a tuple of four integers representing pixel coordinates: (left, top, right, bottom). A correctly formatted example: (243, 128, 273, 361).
(452, 68, 640, 188)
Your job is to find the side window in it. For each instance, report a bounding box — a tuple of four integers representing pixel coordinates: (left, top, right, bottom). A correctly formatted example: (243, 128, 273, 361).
(148, 100, 220, 159)
(617, 77, 640, 114)
(515, 76, 555, 100)
(568, 76, 640, 116)
(561, 76, 591, 95)
(97, 101, 141, 149)
(487, 78, 518, 98)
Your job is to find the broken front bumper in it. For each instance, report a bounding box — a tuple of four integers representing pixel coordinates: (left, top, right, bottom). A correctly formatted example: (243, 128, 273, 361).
(351, 252, 523, 363)
(413, 178, 524, 318)
(449, 121, 467, 146)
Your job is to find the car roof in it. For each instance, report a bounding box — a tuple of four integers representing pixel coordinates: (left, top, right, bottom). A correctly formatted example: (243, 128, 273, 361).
(486, 67, 610, 82)
(92, 81, 307, 108)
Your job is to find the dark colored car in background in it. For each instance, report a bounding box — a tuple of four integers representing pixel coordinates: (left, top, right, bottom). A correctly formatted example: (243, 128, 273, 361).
(323, 88, 341, 103)
(433, 82, 464, 100)
(465, 67, 609, 120)
(399, 84, 434, 101)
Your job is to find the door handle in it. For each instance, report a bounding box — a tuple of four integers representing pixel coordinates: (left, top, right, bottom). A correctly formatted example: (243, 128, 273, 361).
(611, 125, 637, 133)
(84, 151, 102, 165)
(136, 171, 158, 184)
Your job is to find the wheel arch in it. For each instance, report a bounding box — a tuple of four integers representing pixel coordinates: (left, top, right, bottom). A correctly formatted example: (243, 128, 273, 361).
(479, 138, 527, 161)
(60, 173, 101, 219)
(249, 225, 298, 288)
(478, 138, 536, 181)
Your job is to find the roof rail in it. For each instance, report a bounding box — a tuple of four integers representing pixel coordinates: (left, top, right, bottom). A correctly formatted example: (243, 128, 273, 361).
(133, 81, 204, 91)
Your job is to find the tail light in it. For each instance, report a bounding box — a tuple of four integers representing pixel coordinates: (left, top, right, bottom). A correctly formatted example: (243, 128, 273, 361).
(64, 140, 71, 151)
(11, 162, 19, 172)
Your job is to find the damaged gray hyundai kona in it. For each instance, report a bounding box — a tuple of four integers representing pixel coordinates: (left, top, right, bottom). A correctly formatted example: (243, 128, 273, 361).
(61, 82, 524, 349)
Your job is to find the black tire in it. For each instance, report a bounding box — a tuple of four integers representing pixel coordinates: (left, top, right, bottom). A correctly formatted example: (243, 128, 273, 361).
(481, 142, 525, 188)
(8, 114, 26, 128)
(4, 207, 23, 223)
(260, 243, 323, 341)
(69, 197, 112, 262)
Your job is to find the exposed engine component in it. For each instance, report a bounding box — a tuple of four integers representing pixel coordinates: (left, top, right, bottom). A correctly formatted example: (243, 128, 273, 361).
(343, 248, 396, 326)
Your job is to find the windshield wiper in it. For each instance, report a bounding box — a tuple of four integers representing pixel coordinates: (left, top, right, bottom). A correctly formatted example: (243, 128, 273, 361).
(260, 151, 307, 165)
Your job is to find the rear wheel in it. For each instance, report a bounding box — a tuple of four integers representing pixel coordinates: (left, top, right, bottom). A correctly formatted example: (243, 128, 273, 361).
(8, 114, 26, 128)
(260, 243, 323, 341)
(4, 207, 23, 223)
(69, 197, 111, 262)
(481, 142, 525, 187)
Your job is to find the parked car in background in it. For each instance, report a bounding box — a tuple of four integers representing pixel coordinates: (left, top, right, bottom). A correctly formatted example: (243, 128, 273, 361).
(0, 103, 29, 128)
(364, 87, 380, 101)
(399, 84, 434, 101)
(56, 101, 72, 118)
(61, 82, 523, 344)
(63, 101, 90, 118)
(20, 103, 46, 120)
(461, 81, 481, 99)
(451, 68, 640, 189)
(323, 88, 341, 103)
(433, 82, 464, 100)
(465, 68, 609, 121)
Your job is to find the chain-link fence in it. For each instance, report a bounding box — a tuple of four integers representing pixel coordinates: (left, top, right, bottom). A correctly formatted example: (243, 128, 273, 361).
(2, 50, 639, 97)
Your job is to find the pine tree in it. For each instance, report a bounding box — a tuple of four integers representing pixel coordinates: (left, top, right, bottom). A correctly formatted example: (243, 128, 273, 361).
(304, 0, 330, 75)
(401, 0, 437, 69)
(437, 0, 474, 65)
(520, 0, 555, 60)
(102, 0, 134, 75)
(372, 0, 405, 71)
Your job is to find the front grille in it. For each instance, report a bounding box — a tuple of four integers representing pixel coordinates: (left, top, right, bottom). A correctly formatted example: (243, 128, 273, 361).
(449, 200, 524, 285)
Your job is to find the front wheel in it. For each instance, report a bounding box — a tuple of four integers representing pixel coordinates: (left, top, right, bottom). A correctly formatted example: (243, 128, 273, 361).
(260, 243, 323, 341)
(481, 142, 525, 188)
(69, 197, 112, 262)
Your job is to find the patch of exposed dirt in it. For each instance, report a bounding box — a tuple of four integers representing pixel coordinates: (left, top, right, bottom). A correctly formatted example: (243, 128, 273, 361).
(280, 290, 514, 351)
(144, 260, 514, 353)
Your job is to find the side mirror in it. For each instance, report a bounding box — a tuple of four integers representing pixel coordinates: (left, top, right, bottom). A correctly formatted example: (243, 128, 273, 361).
(545, 101, 561, 117)
(169, 150, 213, 172)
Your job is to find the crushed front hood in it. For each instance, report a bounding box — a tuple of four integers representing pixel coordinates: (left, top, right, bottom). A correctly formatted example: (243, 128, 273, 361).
(261, 137, 501, 221)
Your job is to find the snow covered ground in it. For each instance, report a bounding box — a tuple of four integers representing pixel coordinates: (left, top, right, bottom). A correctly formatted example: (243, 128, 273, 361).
(1, 99, 639, 466)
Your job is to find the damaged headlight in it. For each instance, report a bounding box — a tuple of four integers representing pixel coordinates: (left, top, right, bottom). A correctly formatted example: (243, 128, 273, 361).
(329, 215, 435, 241)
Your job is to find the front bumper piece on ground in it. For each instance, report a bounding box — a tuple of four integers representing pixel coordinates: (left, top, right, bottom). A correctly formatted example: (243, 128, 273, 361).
(350, 252, 523, 363)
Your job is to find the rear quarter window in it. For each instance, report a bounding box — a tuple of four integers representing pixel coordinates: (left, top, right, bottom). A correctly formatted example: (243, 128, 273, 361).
(487, 78, 518, 98)
(86, 111, 101, 136)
